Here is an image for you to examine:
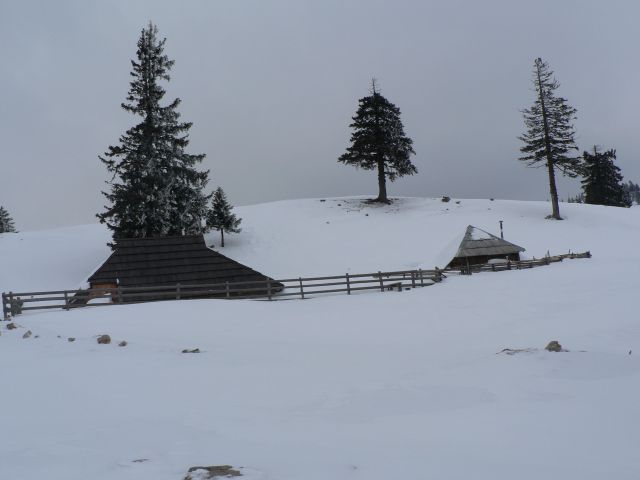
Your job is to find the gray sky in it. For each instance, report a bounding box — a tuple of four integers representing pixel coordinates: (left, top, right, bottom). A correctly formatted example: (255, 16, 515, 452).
(1, 0, 638, 231)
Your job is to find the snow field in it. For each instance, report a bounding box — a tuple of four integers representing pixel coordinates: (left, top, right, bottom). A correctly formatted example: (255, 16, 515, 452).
(1, 197, 639, 479)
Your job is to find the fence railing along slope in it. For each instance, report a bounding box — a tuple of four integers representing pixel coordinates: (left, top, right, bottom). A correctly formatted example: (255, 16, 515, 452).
(2, 252, 592, 320)
(444, 251, 591, 275)
(2, 268, 443, 319)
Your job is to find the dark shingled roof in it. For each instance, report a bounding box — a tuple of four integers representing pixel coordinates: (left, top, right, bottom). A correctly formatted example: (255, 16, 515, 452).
(88, 235, 282, 293)
(454, 225, 525, 258)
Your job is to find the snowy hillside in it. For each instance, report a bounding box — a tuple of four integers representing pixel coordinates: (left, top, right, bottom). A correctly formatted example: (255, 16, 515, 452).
(1, 197, 640, 480)
(0, 197, 629, 292)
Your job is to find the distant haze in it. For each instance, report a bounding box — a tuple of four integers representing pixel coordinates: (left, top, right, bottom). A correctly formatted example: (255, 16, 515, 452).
(1, 0, 638, 230)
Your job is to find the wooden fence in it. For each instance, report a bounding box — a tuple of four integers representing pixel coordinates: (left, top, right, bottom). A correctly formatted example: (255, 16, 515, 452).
(2, 268, 444, 320)
(445, 251, 591, 275)
(1, 252, 592, 320)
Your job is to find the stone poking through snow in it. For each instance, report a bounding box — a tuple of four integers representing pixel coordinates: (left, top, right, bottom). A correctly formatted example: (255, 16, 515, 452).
(22, 330, 32, 339)
(182, 348, 200, 354)
(67, 337, 75, 342)
(118, 341, 127, 347)
(184, 465, 241, 480)
(6, 322, 17, 330)
(97, 334, 111, 345)
(545, 340, 565, 352)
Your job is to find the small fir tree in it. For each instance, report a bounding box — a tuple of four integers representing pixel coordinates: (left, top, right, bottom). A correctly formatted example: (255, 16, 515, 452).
(567, 193, 585, 204)
(519, 58, 582, 219)
(97, 23, 209, 241)
(206, 187, 241, 247)
(339, 80, 416, 203)
(581, 147, 630, 207)
(0, 206, 16, 233)
(622, 180, 640, 205)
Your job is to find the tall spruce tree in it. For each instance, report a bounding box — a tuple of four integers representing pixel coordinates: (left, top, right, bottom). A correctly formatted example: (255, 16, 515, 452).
(206, 187, 241, 247)
(97, 23, 209, 241)
(581, 147, 630, 207)
(0, 206, 16, 233)
(519, 58, 581, 219)
(339, 80, 416, 203)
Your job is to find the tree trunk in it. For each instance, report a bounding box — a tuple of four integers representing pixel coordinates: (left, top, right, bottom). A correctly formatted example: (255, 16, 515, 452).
(375, 159, 388, 203)
(547, 160, 561, 219)
(536, 61, 562, 220)
(220, 229, 225, 247)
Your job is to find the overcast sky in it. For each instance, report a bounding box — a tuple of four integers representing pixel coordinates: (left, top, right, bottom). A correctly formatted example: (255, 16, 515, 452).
(1, 0, 638, 230)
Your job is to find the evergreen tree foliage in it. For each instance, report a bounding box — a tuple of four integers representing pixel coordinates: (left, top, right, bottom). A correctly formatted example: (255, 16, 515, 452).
(97, 23, 209, 241)
(519, 58, 581, 220)
(622, 180, 640, 205)
(206, 187, 241, 247)
(339, 80, 416, 203)
(0, 206, 16, 233)
(581, 147, 630, 207)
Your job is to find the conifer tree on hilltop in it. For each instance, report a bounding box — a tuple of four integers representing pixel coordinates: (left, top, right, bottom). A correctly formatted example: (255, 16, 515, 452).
(0, 206, 16, 233)
(97, 23, 209, 241)
(581, 147, 630, 207)
(339, 80, 416, 203)
(206, 187, 241, 247)
(519, 58, 582, 220)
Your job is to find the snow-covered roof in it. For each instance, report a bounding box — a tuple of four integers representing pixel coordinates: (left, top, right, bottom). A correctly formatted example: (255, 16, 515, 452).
(453, 225, 525, 259)
(88, 235, 281, 292)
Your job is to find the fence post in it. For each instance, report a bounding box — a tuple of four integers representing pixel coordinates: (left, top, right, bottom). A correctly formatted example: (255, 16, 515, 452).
(117, 285, 123, 304)
(378, 271, 384, 292)
(346, 273, 351, 295)
(411, 271, 416, 288)
(9, 292, 14, 316)
(2, 292, 8, 320)
(64, 291, 69, 310)
(225, 281, 230, 299)
(267, 279, 272, 300)
(418, 269, 424, 286)
(299, 277, 304, 299)
(176, 283, 181, 300)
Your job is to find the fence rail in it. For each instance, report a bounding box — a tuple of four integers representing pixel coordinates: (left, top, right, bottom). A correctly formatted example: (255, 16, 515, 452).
(444, 251, 591, 275)
(2, 268, 444, 319)
(2, 252, 592, 320)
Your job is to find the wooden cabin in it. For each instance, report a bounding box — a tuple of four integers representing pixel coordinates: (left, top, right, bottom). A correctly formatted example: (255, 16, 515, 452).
(84, 235, 283, 303)
(447, 225, 525, 268)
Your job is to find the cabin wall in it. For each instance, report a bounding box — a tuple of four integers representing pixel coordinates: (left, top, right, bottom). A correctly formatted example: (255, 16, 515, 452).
(89, 282, 119, 302)
(448, 253, 521, 268)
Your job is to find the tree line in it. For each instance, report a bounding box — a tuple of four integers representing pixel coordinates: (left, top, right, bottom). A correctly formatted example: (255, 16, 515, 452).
(6, 24, 633, 239)
(338, 57, 634, 216)
(518, 58, 632, 216)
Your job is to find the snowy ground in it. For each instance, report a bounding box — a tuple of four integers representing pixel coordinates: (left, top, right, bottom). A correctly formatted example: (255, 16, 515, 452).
(1, 198, 639, 479)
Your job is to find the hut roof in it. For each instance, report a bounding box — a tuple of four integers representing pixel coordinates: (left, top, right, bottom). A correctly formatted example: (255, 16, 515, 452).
(88, 235, 281, 289)
(453, 225, 525, 258)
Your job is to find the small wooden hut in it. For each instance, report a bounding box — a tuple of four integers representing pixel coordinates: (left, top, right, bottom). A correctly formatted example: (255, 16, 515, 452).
(85, 235, 283, 302)
(447, 225, 525, 268)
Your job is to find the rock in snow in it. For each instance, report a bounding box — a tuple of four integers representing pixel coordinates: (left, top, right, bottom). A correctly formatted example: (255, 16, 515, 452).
(184, 465, 241, 479)
(545, 340, 565, 352)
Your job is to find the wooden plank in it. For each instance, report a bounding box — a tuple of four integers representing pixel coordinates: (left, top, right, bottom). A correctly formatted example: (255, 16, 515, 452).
(2, 292, 9, 320)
